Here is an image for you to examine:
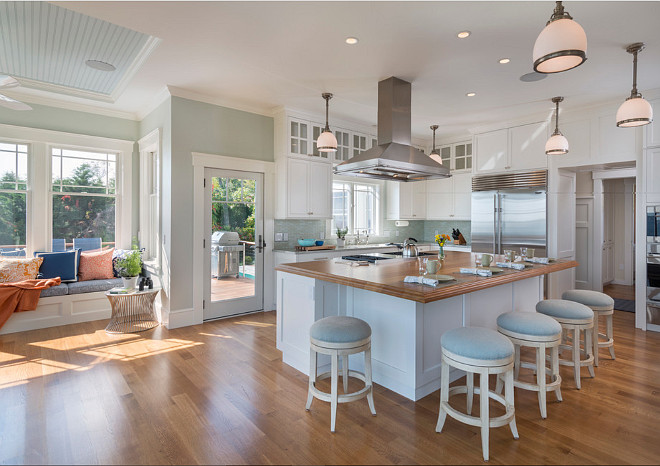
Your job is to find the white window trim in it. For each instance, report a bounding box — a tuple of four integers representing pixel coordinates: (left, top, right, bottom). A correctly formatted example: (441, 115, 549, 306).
(330, 178, 383, 237)
(138, 128, 161, 268)
(0, 124, 133, 256)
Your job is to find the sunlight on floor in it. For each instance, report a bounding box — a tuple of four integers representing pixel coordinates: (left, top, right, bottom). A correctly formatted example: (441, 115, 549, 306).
(233, 320, 275, 328)
(199, 332, 233, 339)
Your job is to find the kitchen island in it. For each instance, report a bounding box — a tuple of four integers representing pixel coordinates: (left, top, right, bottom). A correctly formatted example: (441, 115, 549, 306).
(275, 251, 577, 401)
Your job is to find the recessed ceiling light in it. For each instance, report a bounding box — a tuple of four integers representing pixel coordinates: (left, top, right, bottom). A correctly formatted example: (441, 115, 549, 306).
(457, 31, 471, 39)
(85, 60, 116, 72)
(499, 58, 511, 64)
(466, 92, 476, 97)
(345, 37, 359, 45)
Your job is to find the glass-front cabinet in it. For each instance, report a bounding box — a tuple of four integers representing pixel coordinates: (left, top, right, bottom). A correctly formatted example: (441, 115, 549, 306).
(288, 117, 329, 160)
(437, 140, 473, 172)
(353, 133, 368, 157)
(334, 129, 351, 164)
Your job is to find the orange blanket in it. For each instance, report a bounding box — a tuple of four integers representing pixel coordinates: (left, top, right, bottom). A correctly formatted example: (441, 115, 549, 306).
(0, 278, 62, 329)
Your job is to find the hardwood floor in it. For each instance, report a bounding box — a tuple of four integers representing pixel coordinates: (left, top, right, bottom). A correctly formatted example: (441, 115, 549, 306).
(603, 283, 635, 301)
(0, 310, 658, 464)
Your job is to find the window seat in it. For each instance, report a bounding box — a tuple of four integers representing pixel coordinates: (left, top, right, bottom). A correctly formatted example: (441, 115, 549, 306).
(1, 278, 125, 335)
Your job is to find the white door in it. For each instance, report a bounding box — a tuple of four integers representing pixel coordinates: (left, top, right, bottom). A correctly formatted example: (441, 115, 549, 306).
(204, 168, 264, 320)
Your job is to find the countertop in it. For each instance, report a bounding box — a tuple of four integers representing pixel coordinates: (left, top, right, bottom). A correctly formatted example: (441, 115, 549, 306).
(273, 243, 471, 254)
(275, 250, 577, 303)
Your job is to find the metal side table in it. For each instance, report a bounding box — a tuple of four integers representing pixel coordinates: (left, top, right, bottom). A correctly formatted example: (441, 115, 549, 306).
(105, 289, 160, 334)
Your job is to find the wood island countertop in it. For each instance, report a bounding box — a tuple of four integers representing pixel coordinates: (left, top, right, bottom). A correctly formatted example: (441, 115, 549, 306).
(275, 251, 578, 303)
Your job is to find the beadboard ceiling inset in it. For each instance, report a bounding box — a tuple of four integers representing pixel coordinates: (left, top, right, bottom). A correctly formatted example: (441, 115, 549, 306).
(0, 2, 159, 102)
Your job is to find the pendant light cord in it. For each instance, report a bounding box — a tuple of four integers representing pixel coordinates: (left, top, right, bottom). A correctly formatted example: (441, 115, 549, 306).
(631, 49, 639, 98)
(323, 93, 332, 132)
(554, 100, 560, 134)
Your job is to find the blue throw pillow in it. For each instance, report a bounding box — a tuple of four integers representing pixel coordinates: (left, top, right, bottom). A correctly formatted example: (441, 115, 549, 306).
(34, 249, 81, 283)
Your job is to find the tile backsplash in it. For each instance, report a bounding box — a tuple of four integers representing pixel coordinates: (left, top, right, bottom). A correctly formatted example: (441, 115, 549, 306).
(273, 219, 471, 249)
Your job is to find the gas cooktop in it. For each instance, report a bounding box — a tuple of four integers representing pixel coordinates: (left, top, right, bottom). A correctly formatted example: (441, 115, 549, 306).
(341, 254, 394, 263)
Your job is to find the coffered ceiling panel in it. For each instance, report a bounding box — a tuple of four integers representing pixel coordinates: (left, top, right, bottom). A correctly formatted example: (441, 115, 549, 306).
(0, 1, 158, 100)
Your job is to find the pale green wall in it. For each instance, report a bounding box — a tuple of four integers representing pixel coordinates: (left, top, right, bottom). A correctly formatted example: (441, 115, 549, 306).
(167, 96, 274, 312)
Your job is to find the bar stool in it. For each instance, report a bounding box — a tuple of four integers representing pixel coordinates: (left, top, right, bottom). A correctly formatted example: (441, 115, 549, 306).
(436, 327, 518, 462)
(536, 300, 595, 389)
(562, 289, 616, 366)
(496, 312, 563, 419)
(306, 316, 376, 432)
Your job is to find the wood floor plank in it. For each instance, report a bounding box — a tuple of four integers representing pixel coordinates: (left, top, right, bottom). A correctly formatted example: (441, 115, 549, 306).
(0, 310, 659, 464)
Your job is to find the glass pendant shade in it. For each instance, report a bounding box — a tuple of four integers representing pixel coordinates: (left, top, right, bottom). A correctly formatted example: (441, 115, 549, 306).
(317, 93, 338, 152)
(533, 2, 587, 74)
(317, 130, 338, 152)
(545, 133, 569, 155)
(616, 97, 653, 127)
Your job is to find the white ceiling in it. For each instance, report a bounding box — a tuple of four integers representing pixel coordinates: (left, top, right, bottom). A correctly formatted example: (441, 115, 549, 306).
(10, 1, 660, 139)
(0, 2, 155, 100)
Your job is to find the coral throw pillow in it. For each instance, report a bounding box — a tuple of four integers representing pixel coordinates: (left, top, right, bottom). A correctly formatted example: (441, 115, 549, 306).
(78, 248, 115, 281)
(0, 257, 44, 283)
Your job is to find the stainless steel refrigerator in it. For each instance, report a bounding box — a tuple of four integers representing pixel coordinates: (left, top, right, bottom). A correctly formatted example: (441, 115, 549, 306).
(471, 171, 547, 257)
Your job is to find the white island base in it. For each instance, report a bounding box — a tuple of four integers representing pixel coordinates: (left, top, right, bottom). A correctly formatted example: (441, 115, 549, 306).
(276, 271, 543, 401)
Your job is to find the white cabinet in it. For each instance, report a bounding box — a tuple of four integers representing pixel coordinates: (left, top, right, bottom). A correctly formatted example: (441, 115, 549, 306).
(437, 141, 472, 172)
(646, 147, 660, 203)
(352, 133, 368, 157)
(333, 128, 351, 164)
(509, 122, 548, 170)
(386, 181, 426, 220)
(645, 98, 660, 148)
(282, 158, 332, 219)
(288, 117, 330, 161)
(474, 122, 548, 174)
(426, 173, 472, 220)
(474, 129, 508, 173)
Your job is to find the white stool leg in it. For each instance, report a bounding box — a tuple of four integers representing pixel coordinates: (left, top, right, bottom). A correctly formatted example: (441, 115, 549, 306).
(330, 352, 339, 432)
(573, 327, 581, 389)
(551, 345, 562, 402)
(592, 313, 600, 367)
(514, 344, 521, 380)
(585, 327, 595, 378)
(480, 369, 490, 462)
(505, 368, 519, 439)
(607, 314, 616, 359)
(342, 355, 349, 393)
(495, 373, 503, 395)
(365, 347, 376, 415)
(306, 348, 316, 410)
(467, 372, 474, 415)
(537, 344, 547, 419)
(435, 359, 449, 433)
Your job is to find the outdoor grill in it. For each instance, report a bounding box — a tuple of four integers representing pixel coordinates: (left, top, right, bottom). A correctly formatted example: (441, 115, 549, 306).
(211, 231, 245, 278)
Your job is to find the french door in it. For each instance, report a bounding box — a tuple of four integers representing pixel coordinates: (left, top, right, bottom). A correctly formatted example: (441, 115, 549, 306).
(204, 168, 264, 320)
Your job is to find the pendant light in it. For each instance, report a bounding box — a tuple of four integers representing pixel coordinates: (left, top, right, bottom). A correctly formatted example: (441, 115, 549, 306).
(546, 97, 569, 155)
(316, 93, 338, 152)
(533, 1, 587, 74)
(616, 43, 653, 128)
(428, 125, 443, 165)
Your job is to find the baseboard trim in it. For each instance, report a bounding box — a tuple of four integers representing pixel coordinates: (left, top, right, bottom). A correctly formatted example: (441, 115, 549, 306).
(166, 308, 198, 329)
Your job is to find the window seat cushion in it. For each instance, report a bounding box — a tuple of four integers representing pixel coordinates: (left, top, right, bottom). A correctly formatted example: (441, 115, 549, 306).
(39, 283, 70, 298)
(67, 278, 123, 295)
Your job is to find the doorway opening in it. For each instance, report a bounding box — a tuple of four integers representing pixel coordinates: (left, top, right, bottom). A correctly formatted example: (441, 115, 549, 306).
(204, 168, 264, 320)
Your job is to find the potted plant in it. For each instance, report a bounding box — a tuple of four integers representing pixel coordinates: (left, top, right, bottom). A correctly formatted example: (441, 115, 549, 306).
(115, 248, 143, 290)
(336, 227, 348, 247)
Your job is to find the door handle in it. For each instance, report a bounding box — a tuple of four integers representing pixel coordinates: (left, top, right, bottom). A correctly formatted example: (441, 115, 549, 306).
(256, 235, 266, 253)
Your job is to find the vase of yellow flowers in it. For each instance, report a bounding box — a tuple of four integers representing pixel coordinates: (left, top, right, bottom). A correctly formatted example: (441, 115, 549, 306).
(435, 233, 451, 260)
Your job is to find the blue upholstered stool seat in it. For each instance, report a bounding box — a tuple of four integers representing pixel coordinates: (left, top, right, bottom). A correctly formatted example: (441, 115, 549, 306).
(310, 316, 371, 344)
(497, 312, 562, 338)
(562, 289, 614, 309)
(536, 299, 593, 321)
(441, 327, 514, 361)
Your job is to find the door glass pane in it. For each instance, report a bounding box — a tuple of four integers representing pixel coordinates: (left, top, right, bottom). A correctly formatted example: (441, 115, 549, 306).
(211, 175, 256, 303)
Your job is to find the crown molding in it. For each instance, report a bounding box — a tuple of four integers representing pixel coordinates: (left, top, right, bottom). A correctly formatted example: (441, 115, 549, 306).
(2, 88, 139, 120)
(136, 86, 172, 120)
(167, 85, 276, 118)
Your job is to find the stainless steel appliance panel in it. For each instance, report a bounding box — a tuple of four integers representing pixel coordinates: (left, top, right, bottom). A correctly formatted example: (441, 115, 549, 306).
(500, 190, 547, 256)
(471, 191, 497, 254)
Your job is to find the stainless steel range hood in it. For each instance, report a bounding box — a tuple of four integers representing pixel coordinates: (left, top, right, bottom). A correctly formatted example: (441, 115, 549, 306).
(333, 77, 450, 182)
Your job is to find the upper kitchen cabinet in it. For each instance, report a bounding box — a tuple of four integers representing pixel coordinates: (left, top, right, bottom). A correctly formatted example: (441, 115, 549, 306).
(426, 172, 472, 220)
(440, 141, 473, 172)
(597, 113, 638, 163)
(353, 133, 368, 157)
(287, 117, 330, 161)
(547, 118, 592, 168)
(474, 122, 548, 174)
(645, 98, 660, 148)
(334, 128, 351, 164)
(386, 180, 426, 220)
(277, 157, 332, 219)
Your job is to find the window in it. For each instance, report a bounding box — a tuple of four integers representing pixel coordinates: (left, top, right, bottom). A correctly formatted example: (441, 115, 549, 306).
(51, 148, 117, 248)
(332, 181, 380, 235)
(139, 129, 161, 263)
(0, 142, 28, 252)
